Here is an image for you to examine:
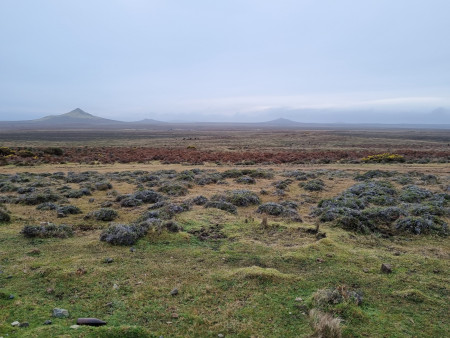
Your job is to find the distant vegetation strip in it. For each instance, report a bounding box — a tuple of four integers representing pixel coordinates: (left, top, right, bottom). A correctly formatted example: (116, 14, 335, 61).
(1, 147, 449, 165)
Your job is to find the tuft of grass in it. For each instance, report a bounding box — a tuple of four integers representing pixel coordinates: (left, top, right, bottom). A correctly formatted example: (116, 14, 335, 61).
(224, 266, 296, 282)
(309, 309, 342, 338)
(391, 289, 429, 303)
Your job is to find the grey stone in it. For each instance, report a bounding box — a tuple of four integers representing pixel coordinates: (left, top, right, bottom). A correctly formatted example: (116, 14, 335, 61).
(381, 263, 392, 274)
(53, 308, 69, 318)
(43, 320, 52, 325)
(19, 322, 29, 327)
(170, 288, 178, 296)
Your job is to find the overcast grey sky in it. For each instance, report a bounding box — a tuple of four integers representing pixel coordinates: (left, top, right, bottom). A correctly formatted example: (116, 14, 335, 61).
(0, 0, 449, 123)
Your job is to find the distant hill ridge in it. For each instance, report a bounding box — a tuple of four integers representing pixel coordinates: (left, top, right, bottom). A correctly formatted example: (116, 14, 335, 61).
(0, 108, 449, 130)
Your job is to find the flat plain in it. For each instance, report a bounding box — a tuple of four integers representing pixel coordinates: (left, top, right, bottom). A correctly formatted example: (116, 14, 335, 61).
(0, 128, 449, 337)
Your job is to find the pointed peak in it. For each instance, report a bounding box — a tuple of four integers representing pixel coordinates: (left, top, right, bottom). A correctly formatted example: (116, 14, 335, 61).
(66, 108, 90, 116)
(61, 108, 98, 119)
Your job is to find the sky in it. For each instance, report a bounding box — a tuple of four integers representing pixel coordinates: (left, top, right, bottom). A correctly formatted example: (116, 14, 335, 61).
(0, 0, 449, 123)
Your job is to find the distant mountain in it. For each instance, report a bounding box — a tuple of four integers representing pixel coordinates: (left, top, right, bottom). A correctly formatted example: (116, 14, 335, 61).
(136, 118, 167, 124)
(257, 118, 302, 126)
(34, 108, 121, 125)
(0, 108, 166, 130)
(0, 108, 449, 130)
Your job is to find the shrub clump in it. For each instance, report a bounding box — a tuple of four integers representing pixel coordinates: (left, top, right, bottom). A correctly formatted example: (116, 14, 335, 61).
(355, 170, 395, 181)
(158, 183, 189, 196)
(361, 153, 405, 163)
(57, 205, 82, 216)
(87, 208, 118, 221)
(313, 180, 448, 235)
(192, 195, 208, 205)
(257, 202, 301, 220)
(204, 201, 238, 214)
(36, 202, 59, 210)
(18, 190, 60, 205)
(0, 208, 11, 223)
(213, 190, 261, 207)
(300, 179, 325, 191)
(95, 181, 113, 191)
(100, 223, 149, 246)
(395, 216, 447, 235)
(399, 185, 433, 203)
(235, 176, 256, 184)
(21, 223, 73, 238)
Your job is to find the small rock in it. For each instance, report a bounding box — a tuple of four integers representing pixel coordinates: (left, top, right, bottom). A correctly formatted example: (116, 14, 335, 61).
(171, 313, 179, 319)
(113, 284, 119, 290)
(433, 269, 440, 274)
(295, 297, 303, 302)
(19, 322, 29, 328)
(218, 334, 225, 338)
(77, 318, 107, 326)
(393, 251, 401, 256)
(170, 288, 179, 296)
(6, 275, 12, 279)
(363, 268, 369, 273)
(53, 308, 69, 318)
(89, 198, 95, 203)
(46, 288, 55, 294)
(11, 321, 20, 326)
(316, 258, 324, 263)
(130, 247, 136, 252)
(381, 263, 392, 274)
(9, 294, 14, 299)
(104, 258, 114, 264)
(70, 325, 80, 329)
(76, 268, 86, 275)
(43, 320, 52, 325)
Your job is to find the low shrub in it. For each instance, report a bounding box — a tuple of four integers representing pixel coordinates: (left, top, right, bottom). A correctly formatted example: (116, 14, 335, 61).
(355, 170, 395, 181)
(21, 223, 73, 238)
(256, 202, 285, 216)
(399, 185, 433, 203)
(57, 205, 82, 216)
(100, 223, 149, 246)
(361, 153, 405, 163)
(395, 216, 447, 235)
(64, 188, 91, 198)
(87, 208, 118, 221)
(36, 202, 59, 210)
(0, 209, 11, 223)
(192, 195, 208, 205)
(95, 181, 113, 191)
(158, 183, 189, 196)
(235, 175, 256, 184)
(219, 190, 261, 207)
(18, 190, 60, 205)
(300, 179, 325, 191)
(204, 201, 237, 214)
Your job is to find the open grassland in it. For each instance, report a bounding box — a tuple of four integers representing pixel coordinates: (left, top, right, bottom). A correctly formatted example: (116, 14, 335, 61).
(0, 161, 449, 337)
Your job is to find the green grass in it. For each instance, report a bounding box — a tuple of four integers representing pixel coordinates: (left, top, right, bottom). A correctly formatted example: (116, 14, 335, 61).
(0, 164, 449, 337)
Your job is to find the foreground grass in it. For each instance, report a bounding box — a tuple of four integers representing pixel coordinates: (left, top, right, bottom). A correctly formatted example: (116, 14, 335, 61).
(0, 164, 449, 337)
(1, 219, 448, 337)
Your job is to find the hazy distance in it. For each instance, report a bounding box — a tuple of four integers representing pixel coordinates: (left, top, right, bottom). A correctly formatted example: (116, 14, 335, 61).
(0, 0, 449, 124)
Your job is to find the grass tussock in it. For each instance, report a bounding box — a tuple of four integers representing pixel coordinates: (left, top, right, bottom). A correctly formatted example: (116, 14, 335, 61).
(309, 309, 342, 338)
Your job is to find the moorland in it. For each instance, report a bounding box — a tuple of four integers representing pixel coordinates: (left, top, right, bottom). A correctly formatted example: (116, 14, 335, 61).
(0, 127, 449, 337)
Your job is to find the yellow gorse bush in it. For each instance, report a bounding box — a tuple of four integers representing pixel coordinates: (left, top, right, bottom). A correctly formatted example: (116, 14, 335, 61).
(362, 153, 405, 163)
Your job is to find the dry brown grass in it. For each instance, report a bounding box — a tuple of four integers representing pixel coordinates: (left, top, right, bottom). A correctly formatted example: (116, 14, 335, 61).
(309, 309, 342, 338)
